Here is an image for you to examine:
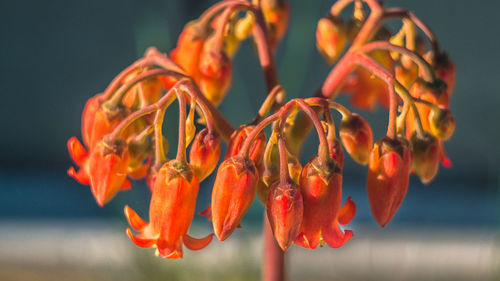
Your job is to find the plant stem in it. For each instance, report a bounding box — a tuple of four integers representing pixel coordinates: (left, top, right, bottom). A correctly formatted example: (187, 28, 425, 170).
(175, 89, 188, 162)
(262, 215, 284, 281)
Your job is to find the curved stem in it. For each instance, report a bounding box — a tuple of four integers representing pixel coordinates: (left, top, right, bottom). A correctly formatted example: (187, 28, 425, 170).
(304, 97, 352, 118)
(295, 100, 330, 163)
(177, 82, 234, 141)
(175, 89, 188, 163)
(323, 104, 337, 141)
(239, 113, 280, 157)
(105, 68, 186, 108)
(252, 85, 285, 124)
(277, 135, 290, 184)
(354, 52, 425, 138)
(330, 0, 382, 16)
(154, 108, 168, 168)
(197, 1, 279, 97)
(383, 8, 441, 58)
(359, 41, 435, 82)
(107, 82, 182, 141)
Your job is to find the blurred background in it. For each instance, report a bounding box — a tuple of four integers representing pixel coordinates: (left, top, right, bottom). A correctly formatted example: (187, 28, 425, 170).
(0, 0, 499, 280)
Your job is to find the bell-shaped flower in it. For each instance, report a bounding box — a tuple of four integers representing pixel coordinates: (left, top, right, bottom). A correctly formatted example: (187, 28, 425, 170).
(316, 15, 347, 64)
(339, 113, 373, 165)
(267, 180, 303, 251)
(189, 129, 221, 181)
(295, 157, 355, 249)
(125, 160, 213, 258)
(198, 35, 233, 106)
(261, 0, 290, 52)
(211, 156, 259, 241)
(367, 137, 412, 227)
(88, 139, 131, 206)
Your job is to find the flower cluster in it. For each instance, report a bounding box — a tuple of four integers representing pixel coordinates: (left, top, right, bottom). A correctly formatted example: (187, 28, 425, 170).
(67, 0, 455, 259)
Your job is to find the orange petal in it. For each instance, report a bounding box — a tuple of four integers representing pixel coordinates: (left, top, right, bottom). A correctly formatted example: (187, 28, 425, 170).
(198, 204, 211, 216)
(67, 167, 90, 185)
(322, 224, 353, 248)
(338, 196, 356, 225)
(126, 228, 156, 248)
(294, 232, 314, 249)
(124, 205, 148, 232)
(183, 233, 213, 250)
(120, 178, 132, 190)
(67, 137, 88, 166)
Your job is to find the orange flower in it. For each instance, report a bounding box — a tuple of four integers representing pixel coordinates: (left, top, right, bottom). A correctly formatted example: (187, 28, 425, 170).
(198, 36, 233, 106)
(316, 16, 347, 64)
(88, 139, 131, 206)
(211, 156, 259, 241)
(125, 160, 212, 258)
(367, 137, 412, 227)
(267, 180, 303, 251)
(67, 137, 91, 185)
(189, 129, 221, 181)
(261, 0, 290, 52)
(170, 22, 204, 80)
(339, 113, 373, 165)
(225, 125, 266, 166)
(295, 157, 355, 249)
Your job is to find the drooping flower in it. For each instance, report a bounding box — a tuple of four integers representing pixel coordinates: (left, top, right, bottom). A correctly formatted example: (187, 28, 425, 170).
(267, 179, 303, 251)
(125, 160, 212, 258)
(339, 113, 373, 165)
(88, 139, 131, 206)
(211, 156, 259, 241)
(198, 35, 233, 106)
(367, 137, 412, 227)
(316, 15, 347, 64)
(189, 128, 221, 181)
(261, 0, 290, 52)
(295, 157, 355, 249)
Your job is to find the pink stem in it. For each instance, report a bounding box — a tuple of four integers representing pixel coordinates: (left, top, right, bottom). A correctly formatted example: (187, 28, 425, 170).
(262, 215, 285, 281)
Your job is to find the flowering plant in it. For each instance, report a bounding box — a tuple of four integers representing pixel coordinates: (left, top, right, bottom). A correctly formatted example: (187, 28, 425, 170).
(67, 0, 455, 279)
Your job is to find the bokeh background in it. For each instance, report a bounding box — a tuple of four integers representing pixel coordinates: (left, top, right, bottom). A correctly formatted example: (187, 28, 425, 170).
(0, 0, 499, 280)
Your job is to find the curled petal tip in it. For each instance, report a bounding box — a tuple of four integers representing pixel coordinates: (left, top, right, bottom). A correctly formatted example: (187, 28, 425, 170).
(126, 228, 156, 248)
(338, 197, 356, 225)
(124, 205, 148, 232)
(67, 167, 89, 185)
(183, 233, 213, 250)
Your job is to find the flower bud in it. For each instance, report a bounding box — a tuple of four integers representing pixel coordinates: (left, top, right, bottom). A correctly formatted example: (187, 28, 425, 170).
(367, 137, 412, 227)
(170, 21, 205, 80)
(267, 180, 303, 251)
(261, 0, 290, 51)
(316, 16, 347, 64)
(257, 151, 302, 204)
(88, 138, 131, 206)
(429, 108, 455, 141)
(125, 160, 212, 259)
(211, 156, 259, 241)
(225, 125, 266, 166)
(189, 129, 221, 181)
(410, 132, 439, 184)
(339, 113, 373, 165)
(295, 157, 353, 249)
(198, 36, 232, 106)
